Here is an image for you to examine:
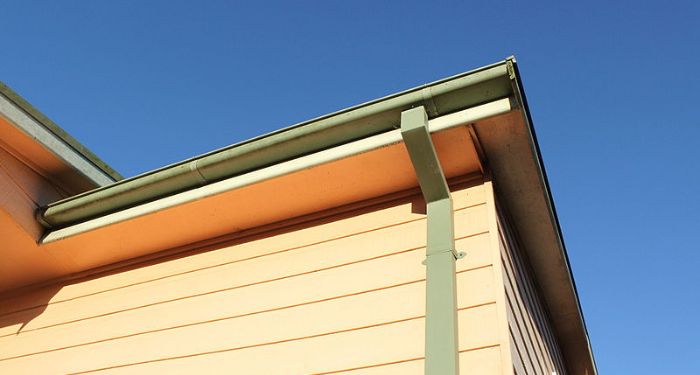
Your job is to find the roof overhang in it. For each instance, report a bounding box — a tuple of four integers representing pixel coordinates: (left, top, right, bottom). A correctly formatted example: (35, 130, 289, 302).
(2, 58, 596, 375)
(477, 63, 598, 375)
(0, 82, 122, 190)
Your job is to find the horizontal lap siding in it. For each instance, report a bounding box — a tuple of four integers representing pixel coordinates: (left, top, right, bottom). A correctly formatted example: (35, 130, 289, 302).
(0, 183, 501, 374)
(497, 211, 566, 375)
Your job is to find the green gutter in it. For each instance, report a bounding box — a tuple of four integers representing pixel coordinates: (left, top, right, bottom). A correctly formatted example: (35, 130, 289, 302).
(38, 60, 513, 228)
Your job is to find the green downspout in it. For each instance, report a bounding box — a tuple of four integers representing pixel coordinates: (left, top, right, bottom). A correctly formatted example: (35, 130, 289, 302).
(401, 106, 464, 375)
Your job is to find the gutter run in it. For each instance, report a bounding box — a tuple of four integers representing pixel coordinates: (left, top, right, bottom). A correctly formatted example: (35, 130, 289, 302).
(42, 98, 514, 242)
(37, 60, 513, 229)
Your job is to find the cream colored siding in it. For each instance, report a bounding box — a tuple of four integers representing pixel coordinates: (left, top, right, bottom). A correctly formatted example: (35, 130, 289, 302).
(0, 182, 503, 374)
(497, 206, 566, 375)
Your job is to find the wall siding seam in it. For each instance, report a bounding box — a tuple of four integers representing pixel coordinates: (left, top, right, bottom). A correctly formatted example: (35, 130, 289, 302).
(313, 343, 502, 374)
(504, 227, 559, 374)
(498, 199, 568, 373)
(509, 327, 530, 375)
(497, 204, 568, 374)
(503, 268, 540, 375)
(61, 315, 426, 375)
(49, 305, 495, 375)
(499, 230, 550, 375)
(0, 202, 488, 318)
(0, 273, 496, 362)
(499, 233, 537, 373)
(515, 250, 566, 374)
(0, 213, 427, 316)
(503, 259, 547, 375)
(2, 183, 497, 374)
(311, 356, 425, 374)
(0, 174, 485, 303)
(0, 231, 491, 339)
(0, 246, 424, 337)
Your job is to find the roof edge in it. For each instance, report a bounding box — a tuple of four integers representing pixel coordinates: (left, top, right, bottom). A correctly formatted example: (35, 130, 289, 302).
(40, 59, 513, 228)
(508, 58, 598, 374)
(0, 81, 123, 182)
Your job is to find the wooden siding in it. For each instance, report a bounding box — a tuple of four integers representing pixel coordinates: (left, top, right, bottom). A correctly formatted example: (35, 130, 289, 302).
(0, 182, 504, 374)
(496, 201, 567, 375)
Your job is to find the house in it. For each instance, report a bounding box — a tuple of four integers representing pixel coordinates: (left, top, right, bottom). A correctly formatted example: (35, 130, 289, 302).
(0, 58, 596, 374)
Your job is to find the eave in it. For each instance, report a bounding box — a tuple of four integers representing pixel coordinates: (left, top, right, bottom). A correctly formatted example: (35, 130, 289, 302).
(0, 82, 122, 188)
(3, 58, 596, 375)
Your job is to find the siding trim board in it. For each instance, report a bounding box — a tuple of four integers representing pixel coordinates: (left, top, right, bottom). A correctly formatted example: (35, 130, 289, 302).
(484, 180, 516, 375)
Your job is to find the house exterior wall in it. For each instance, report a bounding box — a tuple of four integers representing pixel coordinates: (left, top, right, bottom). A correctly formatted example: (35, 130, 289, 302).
(0, 179, 565, 374)
(493, 188, 568, 375)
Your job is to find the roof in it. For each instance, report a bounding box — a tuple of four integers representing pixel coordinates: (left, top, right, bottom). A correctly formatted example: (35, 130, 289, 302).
(0, 81, 123, 183)
(2, 58, 596, 375)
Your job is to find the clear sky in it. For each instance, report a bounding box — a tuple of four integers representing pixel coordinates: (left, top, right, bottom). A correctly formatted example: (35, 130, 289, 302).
(1, 1, 698, 373)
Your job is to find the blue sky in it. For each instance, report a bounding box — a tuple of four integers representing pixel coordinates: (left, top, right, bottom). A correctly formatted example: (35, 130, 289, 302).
(1, 1, 698, 373)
